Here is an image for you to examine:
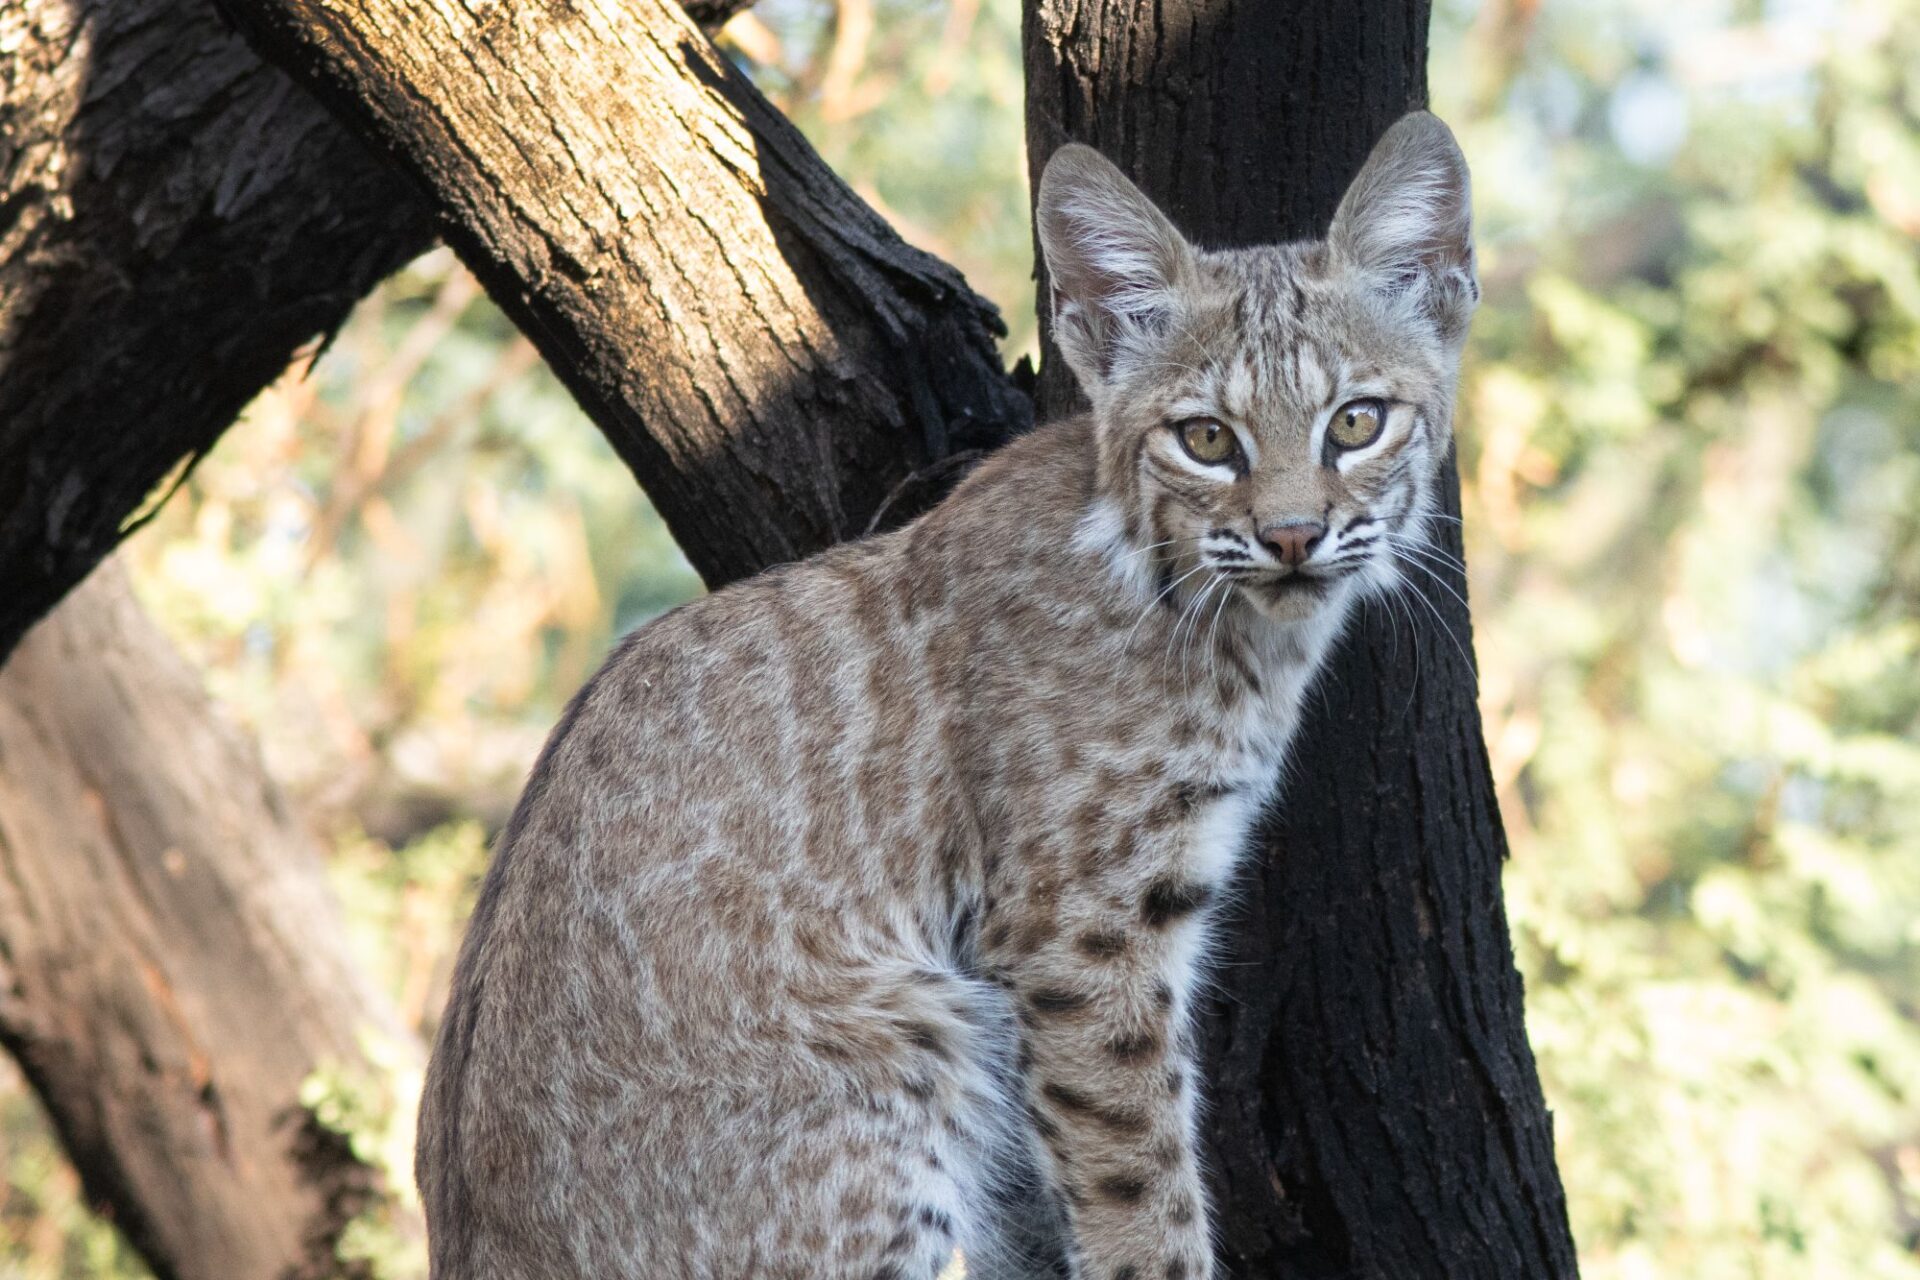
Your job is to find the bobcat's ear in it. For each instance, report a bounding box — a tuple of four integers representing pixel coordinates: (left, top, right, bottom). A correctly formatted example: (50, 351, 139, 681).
(1036, 144, 1196, 398)
(1328, 112, 1478, 345)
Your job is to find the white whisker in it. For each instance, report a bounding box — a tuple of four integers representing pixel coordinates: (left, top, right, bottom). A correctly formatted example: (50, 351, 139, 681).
(1381, 530, 1468, 577)
(1116, 536, 1204, 563)
(1202, 576, 1236, 690)
(1123, 560, 1212, 653)
(1385, 543, 1474, 619)
(1165, 573, 1223, 690)
(1386, 551, 1474, 674)
(1381, 579, 1424, 724)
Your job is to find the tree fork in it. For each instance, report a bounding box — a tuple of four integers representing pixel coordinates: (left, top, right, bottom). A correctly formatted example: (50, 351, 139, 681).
(1024, 2, 1579, 1275)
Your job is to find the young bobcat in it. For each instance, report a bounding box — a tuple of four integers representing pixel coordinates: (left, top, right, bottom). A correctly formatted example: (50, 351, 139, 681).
(418, 112, 1477, 1280)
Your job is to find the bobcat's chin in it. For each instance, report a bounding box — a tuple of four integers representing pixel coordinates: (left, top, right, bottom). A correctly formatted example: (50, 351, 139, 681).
(1237, 568, 1357, 625)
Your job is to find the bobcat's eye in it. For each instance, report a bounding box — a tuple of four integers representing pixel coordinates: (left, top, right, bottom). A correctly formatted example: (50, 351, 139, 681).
(1176, 418, 1240, 467)
(1328, 399, 1387, 451)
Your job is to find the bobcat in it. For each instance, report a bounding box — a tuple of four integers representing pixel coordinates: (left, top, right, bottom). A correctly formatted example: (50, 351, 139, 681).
(418, 112, 1478, 1280)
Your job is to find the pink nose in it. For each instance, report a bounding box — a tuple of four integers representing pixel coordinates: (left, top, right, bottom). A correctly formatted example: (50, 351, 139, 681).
(1257, 520, 1325, 567)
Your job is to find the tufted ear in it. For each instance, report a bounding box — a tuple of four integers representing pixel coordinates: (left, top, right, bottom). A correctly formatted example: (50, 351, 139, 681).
(1036, 144, 1197, 398)
(1328, 112, 1478, 344)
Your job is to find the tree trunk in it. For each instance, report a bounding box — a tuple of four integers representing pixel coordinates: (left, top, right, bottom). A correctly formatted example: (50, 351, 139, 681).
(217, 0, 1030, 592)
(0, 561, 420, 1280)
(1024, 4, 1579, 1276)
(0, 0, 437, 663)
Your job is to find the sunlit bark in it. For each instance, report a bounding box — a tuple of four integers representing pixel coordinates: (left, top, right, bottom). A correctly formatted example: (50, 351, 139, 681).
(0, 563, 420, 1280)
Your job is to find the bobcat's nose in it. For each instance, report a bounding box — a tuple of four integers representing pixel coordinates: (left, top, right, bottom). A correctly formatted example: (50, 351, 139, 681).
(1256, 519, 1326, 567)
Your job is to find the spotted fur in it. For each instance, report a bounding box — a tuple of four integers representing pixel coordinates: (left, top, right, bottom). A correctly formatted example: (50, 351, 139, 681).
(418, 112, 1477, 1280)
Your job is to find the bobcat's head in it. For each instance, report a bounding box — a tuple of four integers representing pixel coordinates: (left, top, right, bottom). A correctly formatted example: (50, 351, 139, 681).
(1038, 113, 1477, 626)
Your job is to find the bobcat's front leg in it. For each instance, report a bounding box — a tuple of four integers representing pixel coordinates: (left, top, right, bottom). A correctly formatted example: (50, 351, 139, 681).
(990, 869, 1219, 1280)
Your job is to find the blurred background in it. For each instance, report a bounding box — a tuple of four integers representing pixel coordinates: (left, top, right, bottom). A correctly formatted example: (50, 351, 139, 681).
(5, 0, 1918, 1275)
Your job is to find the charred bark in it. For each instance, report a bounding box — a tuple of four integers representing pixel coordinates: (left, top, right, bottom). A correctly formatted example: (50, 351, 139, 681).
(0, 562, 419, 1280)
(216, 0, 1030, 592)
(1024, 3, 1579, 1276)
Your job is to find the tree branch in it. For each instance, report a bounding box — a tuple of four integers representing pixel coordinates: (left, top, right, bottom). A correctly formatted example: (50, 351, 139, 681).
(0, 0, 437, 663)
(217, 0, 1030, 591)
(0, 0, 774, 666)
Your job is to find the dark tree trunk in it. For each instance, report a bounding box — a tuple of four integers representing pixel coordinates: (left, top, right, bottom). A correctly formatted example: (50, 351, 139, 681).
(216, 0, 1030, 591)
(1024, 4, 1579, 1277)
(0, 0, 437, 663)
(0, 562, 421, 1280)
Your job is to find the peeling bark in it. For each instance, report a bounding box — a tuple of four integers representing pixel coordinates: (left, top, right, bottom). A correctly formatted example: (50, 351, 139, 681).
(1024, 3, 1579, 1276)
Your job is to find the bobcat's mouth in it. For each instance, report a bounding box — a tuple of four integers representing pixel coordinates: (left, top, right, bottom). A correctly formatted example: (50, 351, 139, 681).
(1259, 573, 1329, 599)
(1202, 557, 1347, 617)
(1227, 564, 1352, 619)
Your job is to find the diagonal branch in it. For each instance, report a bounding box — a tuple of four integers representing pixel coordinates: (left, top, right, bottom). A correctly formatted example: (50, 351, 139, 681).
(216, 0, 1031, 591)
(0, 0, 437, 663)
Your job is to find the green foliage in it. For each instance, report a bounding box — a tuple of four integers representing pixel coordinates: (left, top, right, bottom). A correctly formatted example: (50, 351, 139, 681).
(326, 820, 492, 1037)
(3, 1, 1917, 1276)
(300, 1033, 429, 1280)
(1433, 0, 1920, 1273)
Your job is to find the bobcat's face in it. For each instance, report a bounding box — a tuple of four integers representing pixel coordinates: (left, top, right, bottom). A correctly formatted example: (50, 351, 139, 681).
(1101, 246, 1459, 622)
(1038, 115, 1478, 625)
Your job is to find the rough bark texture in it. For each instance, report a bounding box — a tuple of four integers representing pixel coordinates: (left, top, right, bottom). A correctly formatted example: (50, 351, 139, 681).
(218, 0, 1030, 592)
(0, 561, 420, 1280)
(1025, 4, 1580, 1277)
(0, 0, 438, 664)
(0, 0, 760, 668)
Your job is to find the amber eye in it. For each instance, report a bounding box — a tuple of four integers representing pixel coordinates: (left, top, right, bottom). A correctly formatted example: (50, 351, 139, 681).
(1328, 399, 1387, 451)
(1177, 418, 1240, 467)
